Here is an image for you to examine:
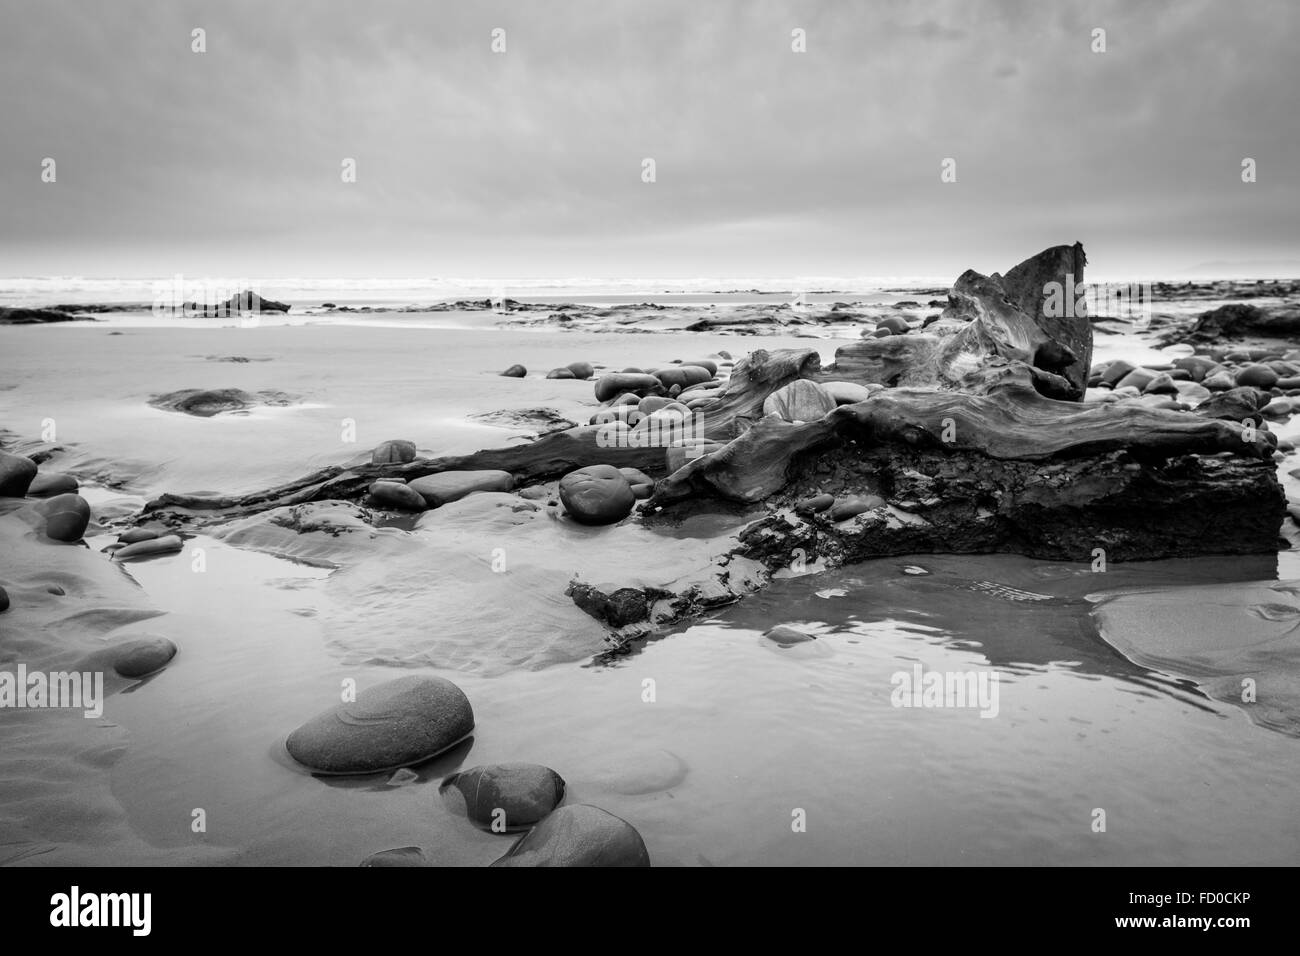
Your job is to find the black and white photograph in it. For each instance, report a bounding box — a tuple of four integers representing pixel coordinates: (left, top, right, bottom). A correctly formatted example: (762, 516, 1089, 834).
(0, 0, 1295, 903)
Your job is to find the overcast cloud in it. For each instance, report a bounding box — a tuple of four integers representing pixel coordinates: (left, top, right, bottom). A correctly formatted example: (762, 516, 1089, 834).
(1, 0, 1296, 279)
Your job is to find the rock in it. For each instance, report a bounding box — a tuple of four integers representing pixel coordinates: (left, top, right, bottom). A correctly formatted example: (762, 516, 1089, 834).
(830, 495, 885, 521)
(183, 290, 290, 315)
(26, 473, 79, 497)
(0, 451, 37, 497)
(367, 480, 427, 511)
(110, 636, 179, 678)
(1115, 368, 1158, 392)
(638, 395, 673, 415)
(1278, 376, 1300, 390)
(285, 674, 474, 775)
(764, 624, 817, 645)
(1237, 365, 1280, 389)
(501, 364, 527, 378)
(490, 805, 650, 868)
(546, 367, 576, 380)
(1172, 356, 1220, 382)
(822, 381, 881, 405)
(876, 315, 910, 335)
(1099, 360, 1135, 386)
(617, 467, 655, 499)
(594, 373, 665, 402)
(1202, 371, 1237, 391)
(440, 763, 566, 831)
(762, 380, 837, 423)
(33, 493, 91, 542)
(565, 361, 594, 380)
(360, 847, 426, 867)
(408, 470, 514, 508)
(517, 485, 550, 500)
(567, 583, 649, 627)
(1143, 372, 1178, 395)
(0, 585, 8, 612)
(653, 365, 712, 391)
(558, 465, 635, 525)
(610, 392, 641, 407)
(371, 440, 417, 465)
(795, 493, 835, 514)
(1194, 387, 1269, 425)
(112, 534, 184, 560)
(678, 359, 718, 375)
(1174, 381, 1212, 407)
(148, 388, 293, 417)
(117, 528, 161, 544)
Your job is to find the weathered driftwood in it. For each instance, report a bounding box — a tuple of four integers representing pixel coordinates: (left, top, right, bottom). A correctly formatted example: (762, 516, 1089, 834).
(141, 348, 819, 526)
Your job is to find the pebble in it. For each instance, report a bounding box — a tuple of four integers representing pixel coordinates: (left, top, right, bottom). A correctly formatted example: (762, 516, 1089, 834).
(594, 373, 665, 402)
(0, 451, 37, 498)
(367, 480, 427, 511)
(285, 674, 475, 775)
(34, 493, 91, 542)
(830, 495, 885, 521)
(26, 473, 79, 497)
(440, 763, 566, 831)
(408, 470, 514, 508)
(1237, 365, 1280, 389)
(371, 440, 417, 465)
(559, 464, 636, 525)
(565, 361, 594, 380)
(762, 380, 837, 423)
(546, 367, 576, 379)
(490, 805, 651, 868)
(795, 493, 834, 514)
(110, 636, 179, 678)
(500, 364, 527, 378)
(113, 535, 184, 561)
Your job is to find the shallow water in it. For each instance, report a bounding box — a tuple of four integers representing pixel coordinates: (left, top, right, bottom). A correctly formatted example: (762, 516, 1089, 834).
(2, 319, 1299, 866)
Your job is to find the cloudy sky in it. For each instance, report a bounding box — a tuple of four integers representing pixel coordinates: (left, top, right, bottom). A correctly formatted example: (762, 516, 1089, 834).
(1, 0, 1296, 280)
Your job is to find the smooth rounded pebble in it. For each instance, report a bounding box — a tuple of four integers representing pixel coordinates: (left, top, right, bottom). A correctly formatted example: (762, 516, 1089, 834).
(830, 495, 885, 521)
(0, 451, 38, 498)
(367, 480, 427, 511)
(441, 762, 566, 831)
(546, 367, 576, 379)
(0, 585, 9, 613)
(795, 493, 835, 515)
(408, 470, 514, 508)
(763, 379, 837, 423)
(34, 493, 91, 542)
(490, 805, 650, 868)
(117, 527, 161, 544)
(559, 465, 635, 525)
(594, 373, 665, 403)
(112, 534, 184, 561)
(765, 624, 817, 645)
(653, 365, 712, 391)
(1237, 364, 1280, 389)
(26, 473, 79, 497)
(286, 674, 474, 775)
(111, 636, 179, 678)
(565, 361, 594, 380)
(500, 364, 527, 378)
(371, 439, 417, 465)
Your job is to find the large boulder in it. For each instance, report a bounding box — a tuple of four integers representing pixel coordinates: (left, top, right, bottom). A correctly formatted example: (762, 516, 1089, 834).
(408, 470, 514, 508)
(762, 379, 837, 423)
(0, 451, 37, 497)
(559, 465, 635, 525)
(286, 675, 474, 775)
(440, 763, 566, 831)
(490, 805, 651, 867)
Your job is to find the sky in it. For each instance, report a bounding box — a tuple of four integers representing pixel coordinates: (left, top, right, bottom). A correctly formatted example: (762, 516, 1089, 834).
(1, 0, 1297, 280)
